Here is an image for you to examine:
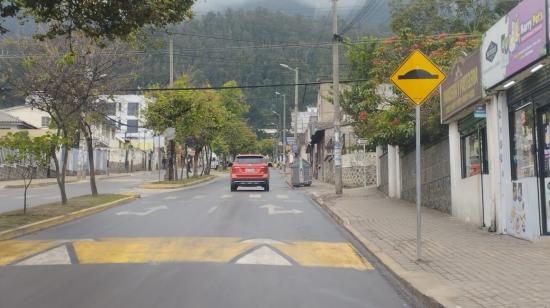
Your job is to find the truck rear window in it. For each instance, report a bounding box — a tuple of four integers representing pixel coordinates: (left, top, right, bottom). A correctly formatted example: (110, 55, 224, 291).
(235, 156, 265, 164)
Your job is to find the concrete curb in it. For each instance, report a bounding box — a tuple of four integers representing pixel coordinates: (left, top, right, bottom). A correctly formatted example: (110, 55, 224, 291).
(1, 173, 133, 189)
(0, 193, 140, 241)
(139, 175, 216, 189)
(305, 190, 455, 308)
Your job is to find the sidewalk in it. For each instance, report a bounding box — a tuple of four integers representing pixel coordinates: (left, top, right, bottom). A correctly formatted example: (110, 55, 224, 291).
(298, 180, 550, 308)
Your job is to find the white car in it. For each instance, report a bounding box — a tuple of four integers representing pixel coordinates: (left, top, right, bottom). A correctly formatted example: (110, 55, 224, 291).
(210, 157, 219, 170)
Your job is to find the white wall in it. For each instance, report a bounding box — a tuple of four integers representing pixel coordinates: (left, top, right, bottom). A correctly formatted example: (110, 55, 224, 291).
(3, 106, 50, 128)
(387, 145, 401, 198)
(449, 122, 478, 225)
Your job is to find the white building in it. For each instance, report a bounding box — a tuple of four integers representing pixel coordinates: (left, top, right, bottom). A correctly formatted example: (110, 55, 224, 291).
(1, 105, 51, 129)
(103, 95, 158, 151)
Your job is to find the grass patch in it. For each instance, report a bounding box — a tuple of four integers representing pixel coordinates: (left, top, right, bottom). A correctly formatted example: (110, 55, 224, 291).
(0, 194, 127, 232)
(155, 175, 213, 185)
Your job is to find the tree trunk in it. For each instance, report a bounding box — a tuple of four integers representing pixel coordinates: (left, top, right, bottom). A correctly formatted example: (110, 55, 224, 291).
(200, 147, 205, 177)
(167, 140, 175, 180)
(174, 143, 178, 181)
(184, 146, 190, 179)
(83, 124, 98, 196)
(60, 143, 69, 204)
(193, 148, 200, 177)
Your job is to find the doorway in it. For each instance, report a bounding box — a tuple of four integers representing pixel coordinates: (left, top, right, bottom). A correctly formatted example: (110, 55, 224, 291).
(538, 106, 550, 234)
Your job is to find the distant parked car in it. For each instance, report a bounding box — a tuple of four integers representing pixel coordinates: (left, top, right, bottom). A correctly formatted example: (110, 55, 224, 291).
(211, 157, 219, 170)
(230, 154, 270, 192)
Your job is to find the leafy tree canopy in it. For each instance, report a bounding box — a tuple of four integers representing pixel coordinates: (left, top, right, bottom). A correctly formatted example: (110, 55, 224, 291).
(0, 0, 195, 41)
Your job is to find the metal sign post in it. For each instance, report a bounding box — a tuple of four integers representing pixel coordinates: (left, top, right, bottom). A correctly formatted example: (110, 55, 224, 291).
(415, 106, 422, 260)
(390, 49, 446, 261)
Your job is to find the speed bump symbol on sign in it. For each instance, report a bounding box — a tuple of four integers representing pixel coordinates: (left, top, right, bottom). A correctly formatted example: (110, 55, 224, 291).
(390, 50, 446, 106)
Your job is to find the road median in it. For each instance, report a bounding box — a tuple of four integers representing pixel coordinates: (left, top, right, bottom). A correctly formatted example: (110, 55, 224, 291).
(0, 193, 139, 241)
(139, 175, 216, 189)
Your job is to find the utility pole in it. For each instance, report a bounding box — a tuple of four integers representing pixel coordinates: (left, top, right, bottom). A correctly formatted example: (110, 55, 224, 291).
(294, 67, 299, 159)
(332, 0, 343, 195)
(283, 94, 287, 173)
(169, 34, 174, 86)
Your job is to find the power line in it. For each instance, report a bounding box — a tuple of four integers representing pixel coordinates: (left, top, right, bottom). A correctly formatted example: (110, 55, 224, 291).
(117, 79, 369, 93)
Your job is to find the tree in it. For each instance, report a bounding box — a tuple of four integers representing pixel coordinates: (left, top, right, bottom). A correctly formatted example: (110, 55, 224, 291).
(389, 0, 520, 35)
(219, 81, 249, 117)
(8, 35, 135, 200)
(0, 0, 195, 42)
(342, 29, 479, 148)
(0, 132, 59, 213)
(256, 138, 275, 157)
(177, 89, 227, 176)
(144, 76, 194, 180)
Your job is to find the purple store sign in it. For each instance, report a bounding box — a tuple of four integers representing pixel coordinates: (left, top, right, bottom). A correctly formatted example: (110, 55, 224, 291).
(482, 0, 547, 89)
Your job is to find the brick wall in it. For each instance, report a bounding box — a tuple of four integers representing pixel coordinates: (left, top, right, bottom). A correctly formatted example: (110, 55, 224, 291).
(400, 139, 451, 214)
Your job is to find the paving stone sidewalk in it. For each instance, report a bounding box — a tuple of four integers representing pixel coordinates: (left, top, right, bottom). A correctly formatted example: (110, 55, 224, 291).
(300, 180, 550, 308)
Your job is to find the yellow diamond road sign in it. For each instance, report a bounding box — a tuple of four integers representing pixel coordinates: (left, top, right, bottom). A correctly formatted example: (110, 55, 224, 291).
(390, 50, 446, 106)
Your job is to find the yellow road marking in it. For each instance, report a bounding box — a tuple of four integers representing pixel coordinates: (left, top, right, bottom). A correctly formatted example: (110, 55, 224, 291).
(274, 241, 373, 271)
(0, 237, 373, 270)
(0, 240, 57, 265)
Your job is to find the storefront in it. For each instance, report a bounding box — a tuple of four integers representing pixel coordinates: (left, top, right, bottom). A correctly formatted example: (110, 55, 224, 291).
(481, 0, 550, 239)
(442, 48, 491, 227)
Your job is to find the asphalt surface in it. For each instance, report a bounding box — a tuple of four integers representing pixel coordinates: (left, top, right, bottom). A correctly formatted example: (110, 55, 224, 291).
(0, 171, 162, 213)
(0, 171, 410, 308)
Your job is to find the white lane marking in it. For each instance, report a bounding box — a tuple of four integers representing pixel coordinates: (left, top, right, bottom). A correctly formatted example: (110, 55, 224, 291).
(235, 246, 291, 266)
(116, 205, 168, 216)
(192, 195, 205, 200)
(164, 196, 178, 200)
(208, 205, 219, 214)
(221, 194, 232, 199)
(16, 245, 71, 266)
(283, 200, 302, 204)
(249, 194, 261, 199)
(259, 204, 302, 215)
(276, 194, 289, 199)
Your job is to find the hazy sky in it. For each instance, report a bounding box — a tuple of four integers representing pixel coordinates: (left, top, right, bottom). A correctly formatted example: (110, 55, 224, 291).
(193, 0, 362, 14)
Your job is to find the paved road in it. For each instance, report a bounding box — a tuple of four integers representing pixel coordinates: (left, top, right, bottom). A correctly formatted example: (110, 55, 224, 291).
(0, 171, 410, 307)
(0, 171, 162, 213)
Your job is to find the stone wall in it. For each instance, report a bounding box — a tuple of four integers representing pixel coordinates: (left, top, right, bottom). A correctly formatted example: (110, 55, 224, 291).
(378, 152, 389, 195)
(343, 165, 377, 188)
(400, 139, 451, 214)
(342, 151, 377, 188)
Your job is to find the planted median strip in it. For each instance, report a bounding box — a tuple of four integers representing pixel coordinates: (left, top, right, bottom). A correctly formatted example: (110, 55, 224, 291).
(0, 194, 138, 240)
(140, 175, 216, 189)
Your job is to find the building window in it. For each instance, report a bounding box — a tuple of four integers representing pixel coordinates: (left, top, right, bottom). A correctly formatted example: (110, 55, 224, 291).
(127, 120, 139, 134)
(511, 104, 536, 179)
(41, 116, 50, 128)
(127, 102, 139, 116)
(461, 128, 488, 178)
(106, 103, 116, 116)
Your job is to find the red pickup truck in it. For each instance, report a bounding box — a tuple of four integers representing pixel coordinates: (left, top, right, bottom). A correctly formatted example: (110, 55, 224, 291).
(230, 154, 270, 192)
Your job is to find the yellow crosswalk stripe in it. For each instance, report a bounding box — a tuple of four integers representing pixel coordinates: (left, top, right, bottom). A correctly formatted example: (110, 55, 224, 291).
(0, 240, 57, 265)
(74, 237, 254, 264)
(0, 237, 373, 270)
